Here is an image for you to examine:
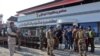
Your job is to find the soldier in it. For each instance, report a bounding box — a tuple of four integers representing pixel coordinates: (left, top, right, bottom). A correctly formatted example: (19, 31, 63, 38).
(7, 21, 18, 56)
(53, 28, 59, 49)
(72, 26, 79, 52)
(84, 28, 89, 52)
(46, 26, 55, 56)
(76, 27, 87, 56)
(39, 27, 46, 50)
(55, 27, 62, 49)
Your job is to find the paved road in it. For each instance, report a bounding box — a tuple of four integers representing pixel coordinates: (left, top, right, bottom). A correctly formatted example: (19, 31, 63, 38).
(0, 46, 45, 56)
(54, 48, 100, 56)
(0, 46, 100, 56)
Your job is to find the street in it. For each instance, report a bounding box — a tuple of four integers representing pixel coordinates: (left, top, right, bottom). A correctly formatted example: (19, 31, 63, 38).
(0, 46, 44, 56)
(0, 46, 100, 56)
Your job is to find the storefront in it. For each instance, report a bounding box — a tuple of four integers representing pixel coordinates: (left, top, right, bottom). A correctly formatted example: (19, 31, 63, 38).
(17, 2, 100, 37)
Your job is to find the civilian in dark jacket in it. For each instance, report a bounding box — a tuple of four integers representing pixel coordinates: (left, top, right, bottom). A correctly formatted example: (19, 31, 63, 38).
(67, 28, 73, 49)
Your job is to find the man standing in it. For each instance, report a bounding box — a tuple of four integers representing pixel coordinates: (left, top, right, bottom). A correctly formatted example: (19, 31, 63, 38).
(53, 28, 59, 49)
(62, 29, 68, 49)
(77, 27, 86, 56)
(83, 28, 89, 52)
(55, 27, 62, 49)
(88, 28, 95, 53)
(72, 26, 79, 52)
(46, 26, 55, 56)
(7, 21, 17, 56)
(39, 27, 46, 50)
(67, 28, 73, 50)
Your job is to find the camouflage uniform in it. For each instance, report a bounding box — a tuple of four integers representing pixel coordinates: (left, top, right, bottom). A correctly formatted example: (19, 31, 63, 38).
(46, 29, 55, 56)
(76, 29, 86, 56)
(72, 28, 78, 52)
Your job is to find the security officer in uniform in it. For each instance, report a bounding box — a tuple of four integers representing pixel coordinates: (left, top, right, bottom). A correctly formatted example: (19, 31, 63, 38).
(39, 27, 46, 50)
(46, 26, 55, 56)
(7, 21, 17, 56)
(76, 27, 87, 56)
(88, 28, 95, 53)
(72, 26, 79, 52)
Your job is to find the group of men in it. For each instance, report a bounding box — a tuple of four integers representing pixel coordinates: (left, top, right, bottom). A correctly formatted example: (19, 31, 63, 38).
(72, 26, 95, 56)
(7, 21, 95, 56)
(40, 25, 95, 56)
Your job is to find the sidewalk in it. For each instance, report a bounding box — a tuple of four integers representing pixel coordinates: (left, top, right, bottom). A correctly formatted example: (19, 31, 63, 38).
(0, 46, 45, 56)
(0, 46, 100, 56)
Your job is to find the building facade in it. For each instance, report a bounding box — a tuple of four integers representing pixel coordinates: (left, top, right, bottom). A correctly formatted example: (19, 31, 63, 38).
(0, 14, 3, 30)
(0, 14, 3, 36)
(17, 0, 100, 37)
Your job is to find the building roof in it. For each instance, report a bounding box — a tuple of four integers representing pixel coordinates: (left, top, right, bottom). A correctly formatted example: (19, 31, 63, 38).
(17, 0, 83, 14)
(7, 16, 17, 22)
